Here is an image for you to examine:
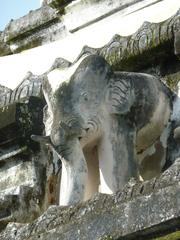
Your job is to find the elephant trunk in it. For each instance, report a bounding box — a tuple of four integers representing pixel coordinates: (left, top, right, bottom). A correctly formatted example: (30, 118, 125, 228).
(31, 133, 88, 205)
(49, 119, 87, 205)
(57, 138, 88, 205)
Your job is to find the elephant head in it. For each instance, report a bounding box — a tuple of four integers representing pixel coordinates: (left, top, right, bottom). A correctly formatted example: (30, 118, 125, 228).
(48, 55, 134, 143)
(32, 54, 171, 205)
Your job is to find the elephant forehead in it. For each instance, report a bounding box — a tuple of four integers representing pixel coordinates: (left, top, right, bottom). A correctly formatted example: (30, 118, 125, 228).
(47, 55, 88, 93)
(71, 70, 109, 97)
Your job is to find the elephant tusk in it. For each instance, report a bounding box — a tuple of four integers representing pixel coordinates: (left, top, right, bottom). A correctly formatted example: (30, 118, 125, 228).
(174, 127, 180, 140)
(31, 134, 59, 157)
(31, 135, 51, 144)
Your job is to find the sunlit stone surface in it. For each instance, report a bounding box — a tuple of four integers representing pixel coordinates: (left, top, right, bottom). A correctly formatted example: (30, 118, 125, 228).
(0, 0, 180, 239)
(0, 0, 179, 89)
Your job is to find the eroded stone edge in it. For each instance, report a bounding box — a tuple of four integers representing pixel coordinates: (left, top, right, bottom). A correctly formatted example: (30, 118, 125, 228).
(0, 160, 180, 240)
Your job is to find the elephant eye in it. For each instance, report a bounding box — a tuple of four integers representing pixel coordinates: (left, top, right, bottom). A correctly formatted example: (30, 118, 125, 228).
(80, 92, 89, 101)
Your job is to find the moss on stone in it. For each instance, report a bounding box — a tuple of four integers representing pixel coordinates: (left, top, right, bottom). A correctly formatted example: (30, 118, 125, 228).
(154, 231, 180, 240)
(101, 236, 114, 240)
(162, 72, 180, 91)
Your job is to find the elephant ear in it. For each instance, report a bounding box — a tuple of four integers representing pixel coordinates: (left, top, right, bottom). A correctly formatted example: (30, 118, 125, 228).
(106, 72, 135, 115)
(42, 75, 55, 113)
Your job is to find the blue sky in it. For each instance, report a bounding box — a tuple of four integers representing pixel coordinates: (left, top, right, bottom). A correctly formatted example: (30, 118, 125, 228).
(0, 0, 40, 31)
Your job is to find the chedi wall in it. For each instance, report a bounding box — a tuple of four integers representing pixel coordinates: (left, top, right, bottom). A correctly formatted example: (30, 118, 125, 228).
(0, 0, 180, 239)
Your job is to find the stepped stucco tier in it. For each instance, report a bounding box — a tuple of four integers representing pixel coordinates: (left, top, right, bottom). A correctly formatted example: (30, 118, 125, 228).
(0, 159, 180, 240)
(0, 0, 179, 56)
(0, 9, 179, 92)
(0, 0, 180, 239)
(0, 97, 46, 230)
(76, 9, 180, 71)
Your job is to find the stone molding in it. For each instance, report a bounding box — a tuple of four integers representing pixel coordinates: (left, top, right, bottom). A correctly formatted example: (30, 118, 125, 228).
(75, 9, 180, 71)
(0, 10, 179, 108)
(42, 0, 75, 9)
(0, 159, 179, 239)
(0, 73, 43, 107)
(4, 6, 58, 42)
(0, 6, 66, 55)
(0, 1, 178, 56)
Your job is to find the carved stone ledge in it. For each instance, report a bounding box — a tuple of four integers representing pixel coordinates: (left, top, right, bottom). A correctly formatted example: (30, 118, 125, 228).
(0, 2, 178, 57)
(0, 6, 67, 54)
(0, 85, 12, 98)
(4, 6, 58, 42)
(42, 0, 75, 9)
(76, 9, 180, 71)
(9, 21, 67, 54)
(0, 159, 179, 240)
(0, 32, 11, 56)
(50, 7, 180, 75)
(0, 73, 43, 107)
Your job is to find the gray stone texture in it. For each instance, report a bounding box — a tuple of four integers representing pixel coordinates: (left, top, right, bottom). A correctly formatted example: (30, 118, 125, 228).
(0, 3, 179, 240)
(0, 2, 178, 57)
(4, 6, 58, 42)
(42, 0, 75, 9)
(0, 97, 44, 142)
(77, 9, 180, 72)
(0, 6, 67, 54)
(40, 54, 173, 206)
(0, 97, 47, 231)
(0, 32, 11, 55)
(0, 85, 12, 97)
(0, 159, 180, 240)
(0, 72, 43, 107)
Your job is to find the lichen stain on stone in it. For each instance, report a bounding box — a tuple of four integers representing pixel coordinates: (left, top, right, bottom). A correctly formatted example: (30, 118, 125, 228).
(162, 72, 180, 92)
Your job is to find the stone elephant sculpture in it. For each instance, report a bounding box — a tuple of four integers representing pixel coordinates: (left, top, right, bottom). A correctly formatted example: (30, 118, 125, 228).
(32, 54, 172, 206)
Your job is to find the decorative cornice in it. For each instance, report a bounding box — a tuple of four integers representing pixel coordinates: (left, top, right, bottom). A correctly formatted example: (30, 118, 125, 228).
(0, 10, 179, 107)
(0, 6, 66, 55)
(4, 6, 58, 42)
(75, 9, 180, 71)
(0, 73, 43, 107)
(0, 1, 178, 56)
(42, 0, 75, 9)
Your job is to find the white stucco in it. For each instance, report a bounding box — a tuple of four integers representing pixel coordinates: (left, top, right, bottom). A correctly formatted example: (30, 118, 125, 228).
(172, 82, 180, 122)
(0, 0, 179, 89)
(47, 54, 88, 92)
(63, 0, 161, 32)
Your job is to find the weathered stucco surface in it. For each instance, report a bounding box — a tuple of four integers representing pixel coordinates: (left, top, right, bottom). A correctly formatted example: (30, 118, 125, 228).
(37, 54, 173, 206)
(0, 96, 48, 231)
(0, 159, 180, 240)
(0, 0, 179, 89)
(0, 0, 179, 239)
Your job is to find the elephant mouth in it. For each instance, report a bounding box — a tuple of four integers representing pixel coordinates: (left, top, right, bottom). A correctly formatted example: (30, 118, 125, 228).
(78, 127, 102, 150)
(31, 128, 90, 146)
(31, 125, 99, 153)
(78, 128, 90, 141)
